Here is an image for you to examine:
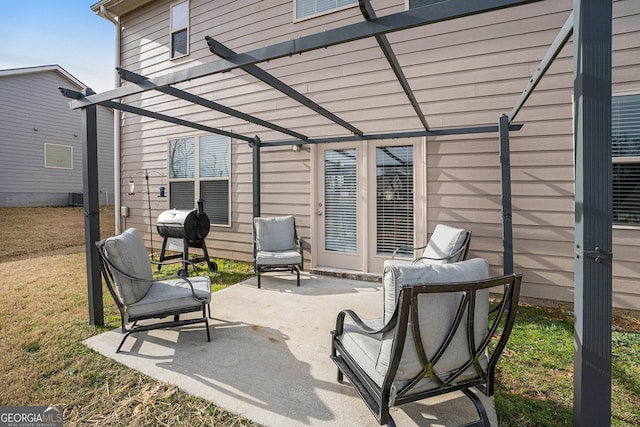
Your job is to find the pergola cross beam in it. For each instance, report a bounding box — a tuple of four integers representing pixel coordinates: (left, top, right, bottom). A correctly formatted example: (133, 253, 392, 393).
(60, 86, 255, 142)
(359, 0, 429, 131)
(206, 37, 364, 137)
(117, 68, 310, 142)
(509, 10, 574, 123)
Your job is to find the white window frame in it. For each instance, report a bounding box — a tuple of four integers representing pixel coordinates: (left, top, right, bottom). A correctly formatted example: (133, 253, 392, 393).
(293, 0, 357, 22)
(612, 91, 640, 229)
(168, 134, 232, 227)
(170, 0, 190, 59)
(44, 143, 73, 169)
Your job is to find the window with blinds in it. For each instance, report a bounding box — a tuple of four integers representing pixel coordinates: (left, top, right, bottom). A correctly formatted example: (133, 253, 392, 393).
(613, 94, 640, 225)
(168, 134, 231, 225)
(295, 0, 356, 19)
(170, 1, 189, 58)
(409, 0, 448, 9)
(324, 149, 357, 253)
(376, 146, 414, 256)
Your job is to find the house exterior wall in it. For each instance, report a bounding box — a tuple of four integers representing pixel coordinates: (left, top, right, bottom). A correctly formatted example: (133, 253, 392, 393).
(0, 69, 114, 207)
(110, 0, 640, 310)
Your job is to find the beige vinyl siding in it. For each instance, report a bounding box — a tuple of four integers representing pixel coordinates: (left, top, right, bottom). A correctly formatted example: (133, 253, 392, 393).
(115, 0, 640, 309)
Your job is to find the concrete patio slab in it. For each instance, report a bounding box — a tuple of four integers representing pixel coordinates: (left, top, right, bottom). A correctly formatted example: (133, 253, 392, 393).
(84, 273, 497, 427)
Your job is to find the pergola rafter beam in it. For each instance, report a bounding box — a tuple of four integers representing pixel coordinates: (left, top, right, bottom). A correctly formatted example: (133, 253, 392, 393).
(69, 0, 542, 110)
(61, 86, 253, 141)
(359, 0, 429, 131)
(509, 10, 573, 123)
(116, 67, 310, 142)
(102, 99, 255, 142)
(260, 123, 523, 146)
(206, 37, 363, 137)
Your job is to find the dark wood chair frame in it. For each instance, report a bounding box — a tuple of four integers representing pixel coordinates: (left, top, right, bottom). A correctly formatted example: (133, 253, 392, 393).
(331, 273, 522, 427)
(391, 229, 472, 264)
(252, 217, 304, 288)
(96, 239, 212, 353)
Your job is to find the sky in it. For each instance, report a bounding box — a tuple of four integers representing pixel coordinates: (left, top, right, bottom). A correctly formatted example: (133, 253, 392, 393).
(0, 0, 116, 93)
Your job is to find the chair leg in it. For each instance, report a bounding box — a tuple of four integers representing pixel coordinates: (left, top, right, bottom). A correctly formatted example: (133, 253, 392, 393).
(203, 305, 212, 343)
(257, 271, 261, 289)
(461, 388, 491, 427)
(296, 267, 300, 286)
(116, 332, 133, 353)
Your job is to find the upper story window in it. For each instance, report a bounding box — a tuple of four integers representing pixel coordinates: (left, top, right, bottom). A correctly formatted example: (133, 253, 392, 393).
(409, 0, 447, 8)
(295, 0, 356, 20)
(170, 1, 189, 58)
(612, 93, 640, 226)
(169, 134, 231, 226)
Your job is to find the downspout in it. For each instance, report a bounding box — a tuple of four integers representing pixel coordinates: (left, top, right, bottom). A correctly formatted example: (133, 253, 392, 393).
(98, 5, 122, 234)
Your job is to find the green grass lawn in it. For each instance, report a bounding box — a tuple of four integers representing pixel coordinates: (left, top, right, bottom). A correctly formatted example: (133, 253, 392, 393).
(494, 304, 640, 426)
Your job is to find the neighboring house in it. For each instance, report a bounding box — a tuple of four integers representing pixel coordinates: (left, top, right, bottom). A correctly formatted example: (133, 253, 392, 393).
(0, 65, 114, 207)
(91, 0, 640, 310)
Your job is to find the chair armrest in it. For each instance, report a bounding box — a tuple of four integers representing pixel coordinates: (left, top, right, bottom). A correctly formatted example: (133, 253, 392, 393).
(101, 253, 209, 303)
(391, 243, 428, 259)
(335, 309, 398, 336)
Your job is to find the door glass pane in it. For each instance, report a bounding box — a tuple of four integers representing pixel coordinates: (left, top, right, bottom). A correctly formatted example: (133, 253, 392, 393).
(324, 149, 357, 253)
(376, 146, 413, 256)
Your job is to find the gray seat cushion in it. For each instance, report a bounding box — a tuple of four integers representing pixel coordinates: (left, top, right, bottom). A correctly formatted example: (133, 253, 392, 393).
(339, 258, 490, 392)
(255, 250, 303, 266)
(127, 276, 211, 319)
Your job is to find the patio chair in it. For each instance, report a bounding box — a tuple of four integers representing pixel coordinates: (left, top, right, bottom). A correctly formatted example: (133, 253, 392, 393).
(96, 228, 212, 353)
(386, 223, 471, 267)
(331, 258, 522, 426)
(253, 215, 304, 288)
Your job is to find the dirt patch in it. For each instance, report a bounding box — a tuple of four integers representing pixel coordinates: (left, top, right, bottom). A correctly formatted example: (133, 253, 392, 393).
(0, 206, 115, 262)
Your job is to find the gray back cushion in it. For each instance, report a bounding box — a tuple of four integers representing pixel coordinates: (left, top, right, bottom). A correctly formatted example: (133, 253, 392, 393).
(378, 258, 490, 382)
(254, 216, 296, 252)
(104, 228, 153, 305)
(421, 224, 469, 264)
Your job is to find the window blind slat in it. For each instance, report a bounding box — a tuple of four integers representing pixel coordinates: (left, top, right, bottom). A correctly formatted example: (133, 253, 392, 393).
(170, 181, 195, 210)
(201, 180, 229, 225)
(296, 0, 356, 19)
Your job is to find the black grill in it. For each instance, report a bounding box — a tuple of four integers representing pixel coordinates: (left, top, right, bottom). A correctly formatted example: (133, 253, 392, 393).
(156, 199, 217, 274)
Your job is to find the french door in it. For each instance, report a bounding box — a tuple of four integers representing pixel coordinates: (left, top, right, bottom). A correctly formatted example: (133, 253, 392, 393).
(314, 140, 424, 273)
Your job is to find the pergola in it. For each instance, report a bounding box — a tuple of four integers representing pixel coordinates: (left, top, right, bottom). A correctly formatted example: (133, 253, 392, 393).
(61, 0, 613, 424)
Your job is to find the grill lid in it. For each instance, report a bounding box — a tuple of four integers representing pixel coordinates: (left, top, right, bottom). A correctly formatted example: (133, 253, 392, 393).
(156, 199, 210, 241)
